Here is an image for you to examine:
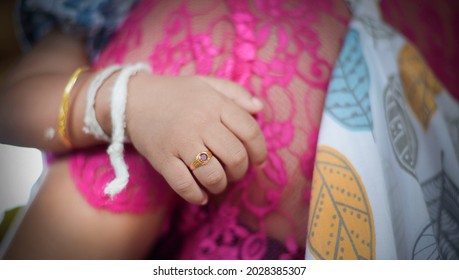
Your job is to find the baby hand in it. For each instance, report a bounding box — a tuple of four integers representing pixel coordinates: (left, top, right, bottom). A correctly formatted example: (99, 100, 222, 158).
(124, 74, 267, 205)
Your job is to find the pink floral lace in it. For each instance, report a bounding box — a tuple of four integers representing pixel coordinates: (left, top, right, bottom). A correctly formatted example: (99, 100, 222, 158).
(70, 0, 350, 259)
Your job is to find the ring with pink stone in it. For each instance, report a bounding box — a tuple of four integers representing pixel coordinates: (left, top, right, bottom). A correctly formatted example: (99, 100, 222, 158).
(189, 151, 213, 171)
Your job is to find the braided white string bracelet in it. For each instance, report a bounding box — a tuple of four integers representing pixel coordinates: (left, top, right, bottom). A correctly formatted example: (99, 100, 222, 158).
(104, 63, 152, 197)
(83, 64, 122, 141)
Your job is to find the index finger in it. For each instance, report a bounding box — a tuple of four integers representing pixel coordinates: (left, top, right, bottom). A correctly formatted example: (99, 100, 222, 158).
(198, 76, 263, 114)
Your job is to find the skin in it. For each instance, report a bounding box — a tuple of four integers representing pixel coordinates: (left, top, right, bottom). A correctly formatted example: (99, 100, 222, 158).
(0, 30, 267, 259)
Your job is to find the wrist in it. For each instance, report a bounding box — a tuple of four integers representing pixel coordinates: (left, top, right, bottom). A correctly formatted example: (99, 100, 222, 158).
(66, 70, 93, 147)
(93, 71, 116, 138)
(72, 65, 153, 146)
(69, 69, 114, 146)
(124, 71, 155, 142)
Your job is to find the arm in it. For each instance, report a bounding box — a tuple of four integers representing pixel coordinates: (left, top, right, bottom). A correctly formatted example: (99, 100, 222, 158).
(0, 30, 267, 205)
(0, 30, 96, 152)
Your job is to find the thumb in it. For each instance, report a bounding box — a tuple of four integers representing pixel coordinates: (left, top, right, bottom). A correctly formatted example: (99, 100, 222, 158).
(197, 76, 263, 114)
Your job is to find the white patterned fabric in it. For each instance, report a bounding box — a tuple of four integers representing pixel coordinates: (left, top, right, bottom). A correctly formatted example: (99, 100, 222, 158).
(306, 0, 459, 259)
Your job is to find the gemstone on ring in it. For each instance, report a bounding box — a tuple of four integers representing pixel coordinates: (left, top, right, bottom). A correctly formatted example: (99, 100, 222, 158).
(190, 151, 212, 171)
(199, 152, 208, 162)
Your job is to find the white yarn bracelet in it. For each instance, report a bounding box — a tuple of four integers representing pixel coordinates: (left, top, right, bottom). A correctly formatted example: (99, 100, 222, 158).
(83, 65, 122, 142)
(104, 63, 152, 197)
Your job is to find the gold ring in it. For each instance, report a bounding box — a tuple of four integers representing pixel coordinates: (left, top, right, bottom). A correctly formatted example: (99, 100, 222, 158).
(189, 151, 212, 171)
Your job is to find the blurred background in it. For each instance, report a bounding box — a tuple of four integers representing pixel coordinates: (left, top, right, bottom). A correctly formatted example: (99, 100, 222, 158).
(0, 0, 43, 216)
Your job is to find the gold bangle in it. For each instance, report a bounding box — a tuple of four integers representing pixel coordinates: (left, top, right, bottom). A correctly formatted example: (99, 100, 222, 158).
(58, 66, 89, 148)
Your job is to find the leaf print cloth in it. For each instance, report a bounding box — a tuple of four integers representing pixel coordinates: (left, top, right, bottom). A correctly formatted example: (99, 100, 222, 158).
(421, 162, 459, 259)
(308, 146, 375, 260)
(398, 43, 444, 131)
(383, 75, 418, 178)
(306, 0, 459, 259)
(325, 29, 372, 131)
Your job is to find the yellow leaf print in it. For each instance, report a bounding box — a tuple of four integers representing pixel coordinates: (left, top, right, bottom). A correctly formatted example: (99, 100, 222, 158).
(398, 42, 443, 131)
(308, 146, 375, 260)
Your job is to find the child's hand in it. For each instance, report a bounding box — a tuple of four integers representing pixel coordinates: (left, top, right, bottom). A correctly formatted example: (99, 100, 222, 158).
(121, 74, 267, 205)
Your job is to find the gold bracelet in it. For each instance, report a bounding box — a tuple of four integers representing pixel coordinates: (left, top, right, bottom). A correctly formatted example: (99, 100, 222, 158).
(58, 66, 89, 148)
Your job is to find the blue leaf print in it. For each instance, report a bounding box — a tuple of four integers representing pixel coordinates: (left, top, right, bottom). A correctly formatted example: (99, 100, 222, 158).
(325, 29, 372, 130)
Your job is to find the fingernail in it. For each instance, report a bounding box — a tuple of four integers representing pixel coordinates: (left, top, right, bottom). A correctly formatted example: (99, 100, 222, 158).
(251, 97, 263, 109)
(201, 196, 208, 205)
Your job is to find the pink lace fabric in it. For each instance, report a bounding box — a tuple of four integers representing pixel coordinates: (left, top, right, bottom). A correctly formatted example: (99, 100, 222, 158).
(70, 0, 350, 259)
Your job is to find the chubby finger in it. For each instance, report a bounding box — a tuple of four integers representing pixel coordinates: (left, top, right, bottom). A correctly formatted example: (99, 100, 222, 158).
(198, 76, 263, 114)
(159, 156, 208, 205)
(221, 103, 267, 166)
(203, 124, 249, 182)
(179, 144, 228, 195)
